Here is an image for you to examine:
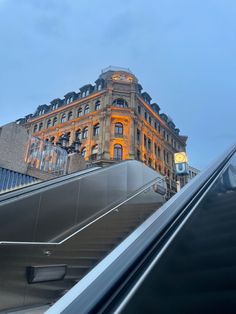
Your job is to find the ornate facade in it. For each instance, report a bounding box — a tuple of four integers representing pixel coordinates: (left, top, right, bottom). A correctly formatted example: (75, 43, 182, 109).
(18, 66, 187, 196)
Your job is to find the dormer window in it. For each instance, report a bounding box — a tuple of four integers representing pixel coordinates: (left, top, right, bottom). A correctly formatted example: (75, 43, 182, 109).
(97, 84, 102, 91)
(86, 90, 89, 96)
(82, 91, 86, 98)
(66, 97, 73, 105)
(52, 104, 58, 110)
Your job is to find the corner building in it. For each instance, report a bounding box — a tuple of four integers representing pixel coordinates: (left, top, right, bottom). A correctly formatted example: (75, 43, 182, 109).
(21, 66, 187, 196)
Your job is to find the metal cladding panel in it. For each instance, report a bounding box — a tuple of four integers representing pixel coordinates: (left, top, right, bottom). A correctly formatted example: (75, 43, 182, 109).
(126, 161, 144, 192)
(76, 170, 108, 224)
(107, 163, 128, 204)
(0, 194, 40, 242)
(35, 180, 79, 242)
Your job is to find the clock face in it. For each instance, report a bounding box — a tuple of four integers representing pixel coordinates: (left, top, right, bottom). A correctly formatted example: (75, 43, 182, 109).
(112, 73, 133, 82)
(174, 152, 188, 164)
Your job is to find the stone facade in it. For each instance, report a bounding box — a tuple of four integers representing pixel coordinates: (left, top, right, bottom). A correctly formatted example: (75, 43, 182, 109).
(20, 66, 188, 196)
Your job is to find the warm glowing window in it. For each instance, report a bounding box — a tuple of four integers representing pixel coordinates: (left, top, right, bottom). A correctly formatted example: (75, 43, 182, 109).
(61, 113, 66, 123)
(82, 127, 88, 139)
(112, 98, 128, 108)
(84, 105, 90, 115)
(114, 144, 123, 160)
(115, 123, 123, 135)
(93, 124, 100, 136)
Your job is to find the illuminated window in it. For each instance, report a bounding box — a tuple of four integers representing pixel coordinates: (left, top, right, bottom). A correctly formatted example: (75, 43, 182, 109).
(33, 124, 38, 133)
(112, 98, 128, 108)
(95, 101, 101, 111)
(93, 124, 100, 136)
(52, 117, 57, 126)
(68, 111, 73, 120)
(76, 129, 81, 140)
(115, 123, 123, 135)
(61, 113, 66, 123)
(82, 127, 88, 139)
(77, 108, 82, 117)
(114, 144, 123, 160)
(47, 119, 52, 128)
(81, 147, 86, 157)
(84, 105, 90, 115)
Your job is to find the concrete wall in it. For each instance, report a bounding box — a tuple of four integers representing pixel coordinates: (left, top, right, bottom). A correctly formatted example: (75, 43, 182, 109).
(0, 122, 28, 173)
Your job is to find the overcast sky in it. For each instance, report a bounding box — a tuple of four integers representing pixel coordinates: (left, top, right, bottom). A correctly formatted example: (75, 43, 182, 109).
(1, 0, 236, 170)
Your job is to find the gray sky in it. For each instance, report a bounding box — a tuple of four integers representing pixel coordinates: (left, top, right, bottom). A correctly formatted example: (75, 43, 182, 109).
(1, 0, 236, 170)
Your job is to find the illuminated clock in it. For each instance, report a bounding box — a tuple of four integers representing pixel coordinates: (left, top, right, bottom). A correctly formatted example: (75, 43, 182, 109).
(112, 73, 133, 82)
(174, 152, 188, 164)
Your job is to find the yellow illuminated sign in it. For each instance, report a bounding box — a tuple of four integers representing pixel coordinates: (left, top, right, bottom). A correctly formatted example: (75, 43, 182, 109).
(174, 152, 188, 164)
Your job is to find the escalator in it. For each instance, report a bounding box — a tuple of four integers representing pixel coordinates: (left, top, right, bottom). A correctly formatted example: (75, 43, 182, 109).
(47, 145, 236, 314)
(0, 161, 166, 313)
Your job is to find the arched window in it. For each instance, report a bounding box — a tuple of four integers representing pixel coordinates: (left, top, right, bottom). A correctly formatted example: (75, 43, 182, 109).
(82, 91, 86, 98)
(112, 98, 128, 108)
(61, 113, 66, 123)
(114, 144, 123, 160)
(115, 123, 123, 135)
(97, 84, 102, 91)
(33, 124, 38, 133)
(81, 147, 86, 158)
(39, 122, 43, 131)
(47, 119, 52, 128)
(86, 90, 89, 96)
(92, 144, 98, 154)
(52, 103, 58, 110)
(95, 101, 101, 111)
(76, 129, 81, 140)
(84, 105, 90, 115)
(77, 108, 82, 117)
(93, 123, 100, 136)
(82, 127, 88, 139)
(52, 117, 57, 126)
(68, 111, 73, 120)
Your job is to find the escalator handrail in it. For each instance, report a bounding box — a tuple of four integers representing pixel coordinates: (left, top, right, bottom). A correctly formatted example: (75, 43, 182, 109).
(0, 175, 166, 246)
(45, 144, 236, 314)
